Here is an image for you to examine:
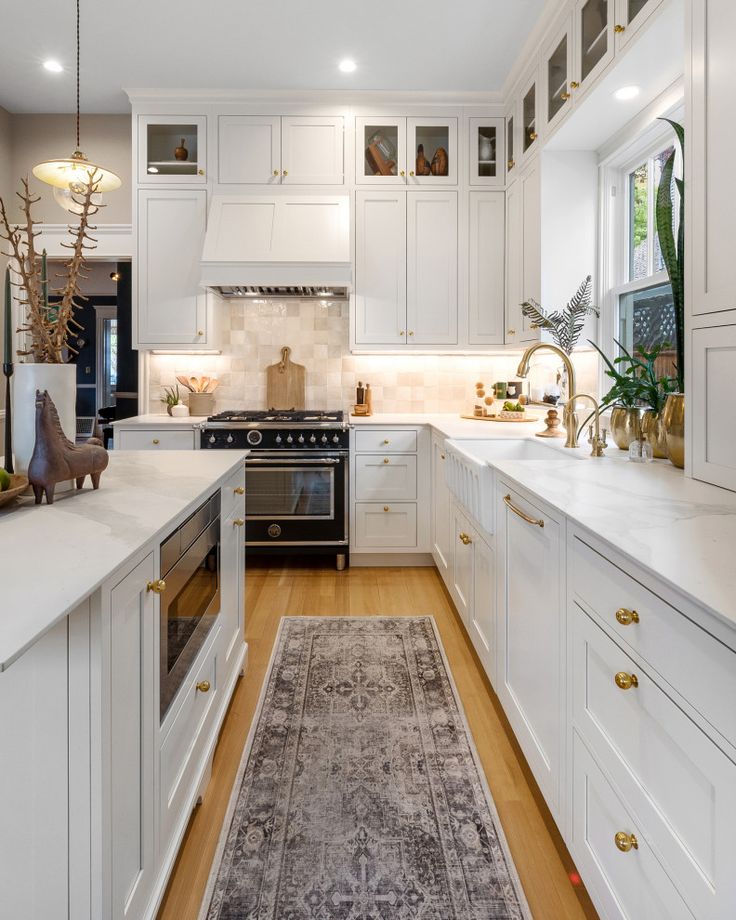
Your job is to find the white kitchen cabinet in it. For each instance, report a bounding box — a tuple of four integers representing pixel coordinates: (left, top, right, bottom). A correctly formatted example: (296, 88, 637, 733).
(406, 191, 458, 345)
(613, 0, 665, 50)
(406, 117, 458, 185)
(505, 104, 517, 179)
(468, 191, 505, 345)
(355, 116, 457, 185)
(220, 468, 246, 676)
(138, 115, 207, 184)
(430, 432, 452, 582)
(542, 16, 574, 134)
(575, 0, 615, 94)
(116, 428, 198, 450)
(136, 188, 210, 348)
(496, 482, 564, 821)
(105, 553, 157, 920)
(691, 325, 736, 491)
(468, 117, 505, 187)
(688, 0, 736, 317)
(505, 160, 541, 346)
(217, 115, 343, 185)
(354, 454, 417, 501)
(451, 503, 474, 627)
(355, 116, 407, 185)
(518, 70, 540, 166)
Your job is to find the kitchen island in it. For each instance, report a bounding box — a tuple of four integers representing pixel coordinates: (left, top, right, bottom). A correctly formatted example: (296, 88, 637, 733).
(0, 449, 248, 920)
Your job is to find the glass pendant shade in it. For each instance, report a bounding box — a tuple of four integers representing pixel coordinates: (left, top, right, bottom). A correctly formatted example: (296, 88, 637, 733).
(52, 184, 104, 215)
(33, 149, 121, 193)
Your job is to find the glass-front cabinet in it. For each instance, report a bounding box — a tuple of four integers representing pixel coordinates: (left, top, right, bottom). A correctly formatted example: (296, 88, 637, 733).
(355, 116, 457, 185)
(521, 77, 539, 159)
(576, 0, 614, 90)
(468, 117, 505, 186)
(138, 115, 207, 184)
(506, 111, 516, 177)
(544, 20, 574, 131)
(614, 0, 663, 48)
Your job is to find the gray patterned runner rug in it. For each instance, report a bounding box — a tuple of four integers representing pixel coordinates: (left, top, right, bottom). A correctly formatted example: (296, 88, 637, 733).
(200, 616, 531, 920)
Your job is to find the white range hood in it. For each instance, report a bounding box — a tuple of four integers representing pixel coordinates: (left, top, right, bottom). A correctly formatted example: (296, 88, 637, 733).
(200, 194, 351, 295)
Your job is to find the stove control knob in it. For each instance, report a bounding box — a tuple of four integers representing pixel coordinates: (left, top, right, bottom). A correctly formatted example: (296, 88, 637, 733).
(321, 435, 328, 444)
(246, 430, 263, 446)
(298, 434, 305, 444)
(332, 434, 340, 444)
(226, 434, 234, 444)
(309, 434, 317, 444)
(275, 434, 282, 444)
(209, 434, 216, 444)
(287, 434, 293, 444)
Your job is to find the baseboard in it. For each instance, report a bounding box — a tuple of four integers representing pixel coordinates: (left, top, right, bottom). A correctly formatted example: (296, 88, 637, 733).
(350, 552, 434, 567)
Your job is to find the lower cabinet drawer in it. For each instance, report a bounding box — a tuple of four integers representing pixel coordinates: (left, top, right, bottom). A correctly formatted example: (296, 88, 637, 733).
(572, 733, 695, 920)
(159, 638, 219, 851)
(117, 428, 196, 450)
(572, 607, 736, 919)
(354, 454, 417, 501)
(354, 503, 417, 548)
(354, 428, 418, 453)
(221, 464, 246, 518)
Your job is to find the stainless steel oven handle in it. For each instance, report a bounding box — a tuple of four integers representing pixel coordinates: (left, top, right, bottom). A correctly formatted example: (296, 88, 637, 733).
(245, 457, 342, 464)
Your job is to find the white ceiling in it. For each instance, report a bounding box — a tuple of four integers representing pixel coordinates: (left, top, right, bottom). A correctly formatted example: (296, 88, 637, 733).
(0, 0, 547, 114)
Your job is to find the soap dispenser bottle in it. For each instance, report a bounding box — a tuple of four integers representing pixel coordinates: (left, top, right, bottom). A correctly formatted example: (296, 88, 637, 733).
(628, 436, 653, 463)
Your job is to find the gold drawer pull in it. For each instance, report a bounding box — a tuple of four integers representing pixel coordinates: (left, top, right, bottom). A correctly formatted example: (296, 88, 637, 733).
(146, 579, 166, 594)
(196, 680, 211, 693)
(459, 532, 472, 545)
(383, 506, 390, 512)
(503, 494, 544, 528)
(614, 831, 638, 852)
(383, 439, 390, 444)
(615, 607, 639, 626)
(233, 486, 245, 495)
(383, 458, 390, 464)
(233, 518, 245, 527)
(614, 671, 638, 690)
(152, 438, 160, 445)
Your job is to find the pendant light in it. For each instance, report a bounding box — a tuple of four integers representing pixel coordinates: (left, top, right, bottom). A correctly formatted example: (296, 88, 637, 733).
(33, 0, 121, 212)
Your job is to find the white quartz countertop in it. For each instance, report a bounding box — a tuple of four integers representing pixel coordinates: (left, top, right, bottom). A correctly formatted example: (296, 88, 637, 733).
(349, 412, 548, 439)
(112, 413, 208, 428)
(0, 450, 248, 671)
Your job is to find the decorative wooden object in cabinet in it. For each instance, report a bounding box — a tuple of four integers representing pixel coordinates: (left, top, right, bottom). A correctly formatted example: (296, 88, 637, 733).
(613, 0, 665, 50)
(406, 117, 458, 185)
(468, 191, 505, 345)
(138, 115, 207, 183)
(136, 189, 208, 348)
(688, 0, 736, 317)
(355, 116, 457, 185)
(431, 432, 452, 580)
(468, 117, 505, 186)
(691, 325, 736, 492)
(496, 483, 564, 820)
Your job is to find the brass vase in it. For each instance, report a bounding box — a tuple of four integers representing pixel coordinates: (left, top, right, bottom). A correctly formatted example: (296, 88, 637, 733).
(641, 409, 669, 459)
(609, 406, 641, 450)
(662, 393, 685, 469)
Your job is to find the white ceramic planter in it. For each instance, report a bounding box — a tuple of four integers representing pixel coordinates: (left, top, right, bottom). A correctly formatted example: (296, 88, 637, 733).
(12, 363, 77, 474)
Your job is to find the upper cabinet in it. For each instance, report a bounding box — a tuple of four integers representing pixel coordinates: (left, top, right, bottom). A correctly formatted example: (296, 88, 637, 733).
(505, 106, 517, 178)
(505, 160, 541, 346)
(576, 0, 615, 92)
(468, 191, 505, 345)
(138, 115, 207, 184)
(613, 0, 664, 49)
(217, 115, 344, 185)
(468, 117, 505, 186)
(543, 18, 574, 133)
(355, 116, 458, 185)
(520, 73, 540, 163)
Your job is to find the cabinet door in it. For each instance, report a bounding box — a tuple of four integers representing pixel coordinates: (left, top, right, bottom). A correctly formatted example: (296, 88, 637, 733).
(354, 191, 406, 345)
(575, 0, 614, 94)
(520, 159, 542, 342)
(505, 106, 517, 179)
(451, 503, 473, 628)
(431, 434, 452, 580)
(469, 191, 505, 345)
(689, 0, 736, 316)
(406, 191, 458, 345)
(468, 117, 505, 186)
(406, 117, 458, 185)
(355, 117, 407, 185)
(107, 554, 156, 920)
(136, 189, 208, 347)
(138, 114, 207, 183)
(691, 325, 736, 491)
(505, 178, 524, 346)
(281, 116, 344, 185)
(220, 487, 246, 676)
(497, 485, 563, 818)
(614, 0, 664, 49)
(217, 115, 281, 184)
(519, 71, 540, 164)
(543, 17, 574, 133)
(471, 532, 495, 685)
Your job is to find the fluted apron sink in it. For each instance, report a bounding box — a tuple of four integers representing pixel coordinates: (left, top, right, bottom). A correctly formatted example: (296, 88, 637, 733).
(443, 438, 575, 534)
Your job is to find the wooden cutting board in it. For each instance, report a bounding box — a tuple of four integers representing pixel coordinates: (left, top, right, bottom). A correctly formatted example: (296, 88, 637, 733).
(266, 346, 306, 410)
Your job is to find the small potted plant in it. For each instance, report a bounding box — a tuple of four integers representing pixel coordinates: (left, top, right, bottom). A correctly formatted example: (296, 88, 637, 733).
(161, 384, 182, 416)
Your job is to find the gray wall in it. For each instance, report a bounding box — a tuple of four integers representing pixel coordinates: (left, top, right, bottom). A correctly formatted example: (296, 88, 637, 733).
(0, 105, 12, 429)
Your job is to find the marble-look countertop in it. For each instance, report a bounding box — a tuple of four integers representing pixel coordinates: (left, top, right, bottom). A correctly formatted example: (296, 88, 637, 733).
(349, 411, 548, 439)
(0, 450, 248, 671)
(111, 413, 208, 428)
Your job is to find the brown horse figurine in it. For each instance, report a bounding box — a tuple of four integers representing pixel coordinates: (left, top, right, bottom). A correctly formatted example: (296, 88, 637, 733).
(28, 389, 109, 505)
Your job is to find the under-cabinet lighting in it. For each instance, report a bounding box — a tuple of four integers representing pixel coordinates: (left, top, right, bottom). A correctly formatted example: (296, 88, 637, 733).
(338, 59, 357, 73)
(613, 85, 640, 101)
(43, 59, 64, 73)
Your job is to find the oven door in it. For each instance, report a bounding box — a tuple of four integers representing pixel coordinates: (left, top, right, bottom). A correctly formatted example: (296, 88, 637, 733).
(245, 451, 348, 546)
(159, 517, 220, 719)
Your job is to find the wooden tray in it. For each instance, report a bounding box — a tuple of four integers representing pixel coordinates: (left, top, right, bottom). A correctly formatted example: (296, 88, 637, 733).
(460, 414, 541, 423)
(0, 474, 29, 507)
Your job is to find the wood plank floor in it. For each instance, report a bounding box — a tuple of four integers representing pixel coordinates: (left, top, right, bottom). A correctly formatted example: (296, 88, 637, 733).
(158, 559, 598, 920)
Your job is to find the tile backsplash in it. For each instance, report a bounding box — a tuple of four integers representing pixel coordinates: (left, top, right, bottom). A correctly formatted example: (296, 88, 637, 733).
(148, 300, 599, 415)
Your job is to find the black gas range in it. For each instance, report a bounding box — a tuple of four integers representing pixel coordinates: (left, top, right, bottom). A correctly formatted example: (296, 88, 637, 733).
(200, 410, 349, 569)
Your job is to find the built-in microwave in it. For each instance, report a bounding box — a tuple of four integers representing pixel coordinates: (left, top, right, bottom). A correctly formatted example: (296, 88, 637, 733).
(159, 492, 220, 720)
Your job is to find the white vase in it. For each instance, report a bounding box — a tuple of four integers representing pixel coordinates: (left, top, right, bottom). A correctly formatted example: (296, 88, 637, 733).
(12, 363, 77, 476)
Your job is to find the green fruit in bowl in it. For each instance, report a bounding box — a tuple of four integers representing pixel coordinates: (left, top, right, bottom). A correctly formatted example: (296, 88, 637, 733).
(0, 468, 10, 492)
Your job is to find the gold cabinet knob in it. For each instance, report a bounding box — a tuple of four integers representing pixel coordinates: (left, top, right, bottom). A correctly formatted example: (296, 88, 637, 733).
(234, 486, 245, 495)
(283, 169, 288, 176)
(409, 170, 415, 177)
(507, 329, 516, 336)
(273, 169, 280, 176)
(458, 532, 472, 545)
(152, 438, 160, 445)
(383, 458, 390, 464)
(615, 607, 639, 626)
(233, 518, 245, 527)
(440, 452, 445, 460)
(383, 439, 390, 444)
(146, 579, 166, 594)
(198, 168, 205, 176)
(399, 170, 405, 177)
(507, 159, 515, 169)
(383, 506, 389, 512)
(614, 671, 638, 690)
(408, 331, 414, 336)
(399, 330, 405, 336)
(196, 680, 211, 693)
(614, 23, 626, 33)
(197, 329, 205, 336)
(570, 81, 580, 89)
(560, 91, 571, 101)
(529, 131, 538, 141)
(614, 831, 638, 852)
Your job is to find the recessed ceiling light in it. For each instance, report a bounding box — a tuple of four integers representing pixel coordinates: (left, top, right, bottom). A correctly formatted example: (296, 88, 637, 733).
(613, 85, 640, 101)
(338, 59, 357, 73)
(43, 59, 64, 74)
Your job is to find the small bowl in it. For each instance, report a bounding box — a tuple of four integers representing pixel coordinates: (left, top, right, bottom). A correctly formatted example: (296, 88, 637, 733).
(0, 474, 30, 508)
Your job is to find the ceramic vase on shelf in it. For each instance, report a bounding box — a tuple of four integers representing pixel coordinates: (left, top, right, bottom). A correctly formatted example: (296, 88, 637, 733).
(640, 409, 669, 459)
(12, 362, 76, 475)
(609, 406, 642, 450)
(662, 393, 685, 469)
